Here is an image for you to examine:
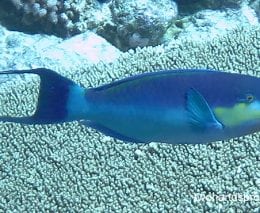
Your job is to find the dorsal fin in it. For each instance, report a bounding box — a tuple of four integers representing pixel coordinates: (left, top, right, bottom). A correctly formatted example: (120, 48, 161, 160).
(92, 69, 216, 92)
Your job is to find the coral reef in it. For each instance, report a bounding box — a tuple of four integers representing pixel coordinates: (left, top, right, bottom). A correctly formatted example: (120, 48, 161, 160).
(0, 0, 106, 37)
(176, 0, 244, 13)
(0, 0, 78, 36)
(106, 0, 178, 50)
(0, 0, 257, 51)
(0, 0, 178, 49)
(0, 25, 120, 75)
(164, 5, 259, 43)
(97, 0, 111, 3)
(249, 0, 260, 20)
(0, 25, 259, 211)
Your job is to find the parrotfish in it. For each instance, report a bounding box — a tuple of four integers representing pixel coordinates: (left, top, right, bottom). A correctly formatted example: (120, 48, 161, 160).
(0, 68, 259, 144)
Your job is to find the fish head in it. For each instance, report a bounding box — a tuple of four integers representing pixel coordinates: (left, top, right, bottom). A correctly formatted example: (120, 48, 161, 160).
(214, 74, 260, 132)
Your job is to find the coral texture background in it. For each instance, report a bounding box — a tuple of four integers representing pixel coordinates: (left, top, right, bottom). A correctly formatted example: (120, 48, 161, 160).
(0, 26, 259, 212)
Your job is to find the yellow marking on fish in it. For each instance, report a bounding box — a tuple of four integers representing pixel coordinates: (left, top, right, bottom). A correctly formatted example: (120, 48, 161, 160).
(214, 102, 260, 127)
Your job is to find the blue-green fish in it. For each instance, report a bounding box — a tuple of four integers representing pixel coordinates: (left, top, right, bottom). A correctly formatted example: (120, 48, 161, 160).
(0, 68, 259, 144)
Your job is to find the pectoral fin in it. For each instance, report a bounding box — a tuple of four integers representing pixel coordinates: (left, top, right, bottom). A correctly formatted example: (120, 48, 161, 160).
(186, 88, 223, 130)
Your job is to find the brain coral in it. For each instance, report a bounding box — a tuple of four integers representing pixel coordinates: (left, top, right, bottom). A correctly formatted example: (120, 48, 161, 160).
(0, 26, 259, 212)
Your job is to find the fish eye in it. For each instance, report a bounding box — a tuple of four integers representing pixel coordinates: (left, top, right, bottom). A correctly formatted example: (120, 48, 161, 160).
(246, 94, 255, 103)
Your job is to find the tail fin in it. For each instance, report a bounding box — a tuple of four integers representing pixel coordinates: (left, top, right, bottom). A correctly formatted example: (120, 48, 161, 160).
(0, 68, 85, 124)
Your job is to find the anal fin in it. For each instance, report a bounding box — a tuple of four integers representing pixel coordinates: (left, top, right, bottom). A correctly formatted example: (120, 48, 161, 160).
(80, 120, 145, 143)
